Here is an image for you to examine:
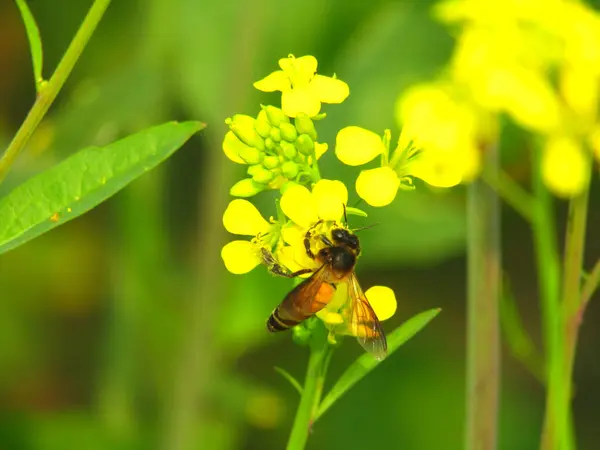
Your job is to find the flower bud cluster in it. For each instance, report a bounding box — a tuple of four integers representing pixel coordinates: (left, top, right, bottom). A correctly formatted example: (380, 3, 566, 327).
(224, 106, 326, 197)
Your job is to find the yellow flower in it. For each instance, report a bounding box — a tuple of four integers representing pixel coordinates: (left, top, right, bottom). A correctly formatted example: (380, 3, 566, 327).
(335, 123, 462, 207)
(542, 136, 591, 198)
(254, 55, 349, 118)
(280, 179, 348, 228)
(221, 199, 272, 274)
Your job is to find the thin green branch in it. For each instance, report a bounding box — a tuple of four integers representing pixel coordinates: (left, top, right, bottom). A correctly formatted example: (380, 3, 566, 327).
(465, 143, 501, 450)
(0, 0, 112, 184)
(481, 166, 535, 222)
(581, 259, 600, 306)
(15, 0, 45, 90)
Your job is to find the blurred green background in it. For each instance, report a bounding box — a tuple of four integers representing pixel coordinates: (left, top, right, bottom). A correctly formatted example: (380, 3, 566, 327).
(0, 1, 599, 449)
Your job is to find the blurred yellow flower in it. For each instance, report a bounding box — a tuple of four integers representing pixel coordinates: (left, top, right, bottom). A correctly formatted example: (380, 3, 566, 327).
(254, 55, 349, 118)
(542, 136, 590, 198)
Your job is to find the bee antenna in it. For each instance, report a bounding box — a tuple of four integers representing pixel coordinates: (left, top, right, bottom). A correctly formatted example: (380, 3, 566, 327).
(352, 222, 379, 233)
(343, 203, 348, 227)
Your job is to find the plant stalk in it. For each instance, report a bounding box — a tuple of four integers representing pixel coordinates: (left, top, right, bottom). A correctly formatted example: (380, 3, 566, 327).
(465, 143, 501, 450)
(559, 166, 591, 450)
(0, 0, 112, 184)
(287, 325, 331, 450)
(533, 151, 563, 450)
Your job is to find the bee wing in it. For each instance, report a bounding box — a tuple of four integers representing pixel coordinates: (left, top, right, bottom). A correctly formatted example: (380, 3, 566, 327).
(276, 264, 335, 322)
(344, 273, 388, 360)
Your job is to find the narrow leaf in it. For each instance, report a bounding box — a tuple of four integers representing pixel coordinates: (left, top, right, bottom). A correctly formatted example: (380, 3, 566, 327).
(315, 308, 441, 421)
(345, 206, 368, 218)
(15, 0, 44, 90)
(0, 121, 204, 255)
(274, 366, 303, 395)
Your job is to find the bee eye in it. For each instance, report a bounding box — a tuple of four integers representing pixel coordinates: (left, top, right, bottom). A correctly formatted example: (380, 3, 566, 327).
(331, 229, 345, 240)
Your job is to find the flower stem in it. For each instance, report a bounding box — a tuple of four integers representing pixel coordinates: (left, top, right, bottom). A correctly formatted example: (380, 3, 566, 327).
(559, 163, 591, 450)
(465, 143, 501, 450)
(0, 0, 112, 184)
(286, 324, 331, 450)
(532, 150, 563, 450)
(481, 166, 535, 223)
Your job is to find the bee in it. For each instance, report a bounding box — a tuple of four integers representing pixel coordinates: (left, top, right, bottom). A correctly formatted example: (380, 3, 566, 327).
(264, 220, 387, 360)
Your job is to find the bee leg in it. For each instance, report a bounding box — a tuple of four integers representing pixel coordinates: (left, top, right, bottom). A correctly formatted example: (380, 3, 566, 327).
(270, 265, 313, 278)
(261, 248, 313, 278)
(304, 219, 324, 259)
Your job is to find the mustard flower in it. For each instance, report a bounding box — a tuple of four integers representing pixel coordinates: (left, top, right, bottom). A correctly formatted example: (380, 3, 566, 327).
(541, 136, 591, 198)
(335, 123, 463, 207)
(253, 55, 350, 118)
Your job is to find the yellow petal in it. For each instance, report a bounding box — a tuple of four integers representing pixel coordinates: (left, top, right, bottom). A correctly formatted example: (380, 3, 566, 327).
(335, 126, 384, 166)
(315, 142, 328, 160)
(277, 245, 313, 277)
(560, 66, 598, 123)
(279, 55, 318, 78)
(253, 70, 291, 93)
(356, 167, 399, 207)
(280, 184, 319, 227)
(316, 310, 344, 325)
(542, 137, 590, 198)
(282, 87, 321, 118)
(365, 286, 397, 321)
(410, 150, 464, 187)
(223, 199, 270, 236)
(222, 131, 248, 164)
(311, 75, 350, 104)
(311, 179, 348, 222)
(221, 241, 262, 274)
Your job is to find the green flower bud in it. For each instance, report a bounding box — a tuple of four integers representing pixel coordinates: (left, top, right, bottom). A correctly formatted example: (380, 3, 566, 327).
(238, 147, 263, 164)
(265, 106, 289, 127)
(230, 178, 266, 197)
(263, 155, 280, 169)
(252, 167, 275, 184)
(280, 141, 297, 160)
(279, 122, 298, 142)
(226, 114, 265, 151)
(269, 127, 282, 142)
(292, 324, 311, 346)
(281, 161, 299, 179)
(255, 117, 272, 138)
(247, 164, 263, 176)
(265, 137, 275, 151)
(294, 114, 317, 140)
(295, 134, 315, 155)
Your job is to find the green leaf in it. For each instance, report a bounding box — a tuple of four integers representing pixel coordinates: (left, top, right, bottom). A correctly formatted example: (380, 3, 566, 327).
(345, 206, 368, 218)
(315, 308, 441, 421)
(274, 366, 303, 395)
(0, 121, 203, 255)
(15, 0, 44, 90)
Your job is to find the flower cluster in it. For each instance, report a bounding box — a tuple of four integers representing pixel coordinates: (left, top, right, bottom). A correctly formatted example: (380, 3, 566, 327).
(389, 0, 600, 197)
(221, 55, 402, 347)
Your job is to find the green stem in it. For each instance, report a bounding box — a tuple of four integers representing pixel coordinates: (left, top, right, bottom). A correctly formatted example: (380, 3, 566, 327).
(286, 325, 331, 450)
(560, 165, 591, 450)
(481, 166, 535, 223)
(0, 0, 111, 184)
(533, 151, 563, 450)
(465, 143, 501, 450)
(581, 259, 600, 306)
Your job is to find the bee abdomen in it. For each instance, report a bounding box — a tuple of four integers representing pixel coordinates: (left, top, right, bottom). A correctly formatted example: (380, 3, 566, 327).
(267, 310, 298, 332)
